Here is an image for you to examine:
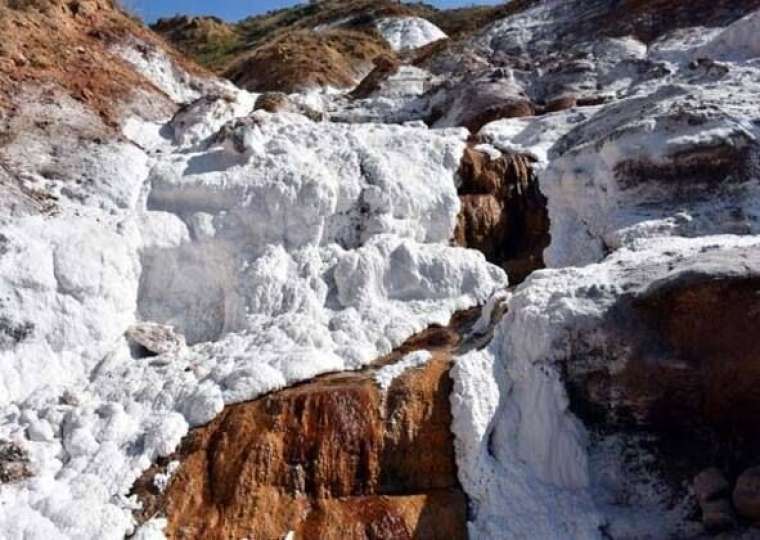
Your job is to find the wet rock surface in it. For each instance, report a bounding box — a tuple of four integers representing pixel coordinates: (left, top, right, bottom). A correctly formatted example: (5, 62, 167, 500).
(134, 313, 477, 539)
(454, 146, 549, 284)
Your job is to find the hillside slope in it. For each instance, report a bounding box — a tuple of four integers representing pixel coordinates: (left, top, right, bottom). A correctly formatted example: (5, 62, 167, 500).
(151, 0, 527, 92)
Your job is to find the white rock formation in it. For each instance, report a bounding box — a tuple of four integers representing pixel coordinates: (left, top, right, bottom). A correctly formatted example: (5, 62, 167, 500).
(450, 4, 760, 538)
(375, 16, 447, 51)
(0, 37, 505, 540)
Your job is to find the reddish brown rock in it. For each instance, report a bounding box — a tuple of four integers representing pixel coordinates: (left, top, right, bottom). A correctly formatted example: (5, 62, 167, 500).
(254, 92, 325, 121)
(454, 147, 549, 284)
(544, 95, 577, 114)
(254, 91, 292, 113)
(350, 54, 400, 100)
(462, 100, 535, 134)
(429, 75, 535, 133)
(134, 318, 472, 540)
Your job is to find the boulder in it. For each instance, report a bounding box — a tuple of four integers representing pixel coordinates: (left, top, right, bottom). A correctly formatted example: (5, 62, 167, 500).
(694, 468, 731, 505)
(701, 499, 736, 532)
(350, 54, 401, 99)
(126, 323, 185, 357)
(429, 72, 535, 133)
(253, 91, 291, 113)
(544, 95, 578, 113)
(253, 92, 324, 121)
(735, 467, 760, 522)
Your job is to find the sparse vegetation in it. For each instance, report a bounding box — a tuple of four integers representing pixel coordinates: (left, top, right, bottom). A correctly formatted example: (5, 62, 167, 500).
(150, 1, 524, 74)
(225, 27, 391, 92)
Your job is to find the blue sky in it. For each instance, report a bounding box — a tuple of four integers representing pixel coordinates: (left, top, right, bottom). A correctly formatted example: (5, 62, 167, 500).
(126, 1, 504, 23)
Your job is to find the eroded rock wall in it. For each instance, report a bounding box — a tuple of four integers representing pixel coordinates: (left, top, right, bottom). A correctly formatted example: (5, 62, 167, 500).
(135, 319, 473, 540)
(454, 146, 549, 284)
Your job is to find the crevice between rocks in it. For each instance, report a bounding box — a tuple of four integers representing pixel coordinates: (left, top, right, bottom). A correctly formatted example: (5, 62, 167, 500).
(130, 144, 551, 539)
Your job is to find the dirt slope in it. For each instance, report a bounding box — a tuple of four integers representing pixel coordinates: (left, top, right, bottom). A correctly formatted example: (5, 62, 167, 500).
(0, 0, 206, 125)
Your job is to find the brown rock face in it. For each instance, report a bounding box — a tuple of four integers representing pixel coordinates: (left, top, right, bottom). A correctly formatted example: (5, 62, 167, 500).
(135, 318, 473, 540)
(568, 275, 760, 481)
(0, 0, 187, 125)
(253, 92, 292, 113)
(632, 277, 760, 450)
(428, 75, 535, 133)
(544, 95, 578, 114)
(454, 147, 550, 284)
(350, 54, 401, 100)
(462, 100, 535, 134)
(615, 140, 756, 191)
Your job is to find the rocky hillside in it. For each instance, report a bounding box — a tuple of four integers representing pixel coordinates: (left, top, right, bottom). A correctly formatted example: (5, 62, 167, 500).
(2, 0, 760, 539)
(151, 0, 526, 93)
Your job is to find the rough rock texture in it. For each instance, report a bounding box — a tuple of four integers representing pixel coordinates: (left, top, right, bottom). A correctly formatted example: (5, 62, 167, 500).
(5, 0, 760, 538)
(454, 147, 549, 283)
(430, 73, 535, 133)
(0, 440, 30, 484)
(253, 92, 292, 113)
(0, 0, 204, 123)
(126, 323, 185, 357)
(562, 269, 760, 483)
(619, 278, 758, 482)
(450, 237, 760, 539)
(134, 315, 474, 540)
(254, 92, 324, 121)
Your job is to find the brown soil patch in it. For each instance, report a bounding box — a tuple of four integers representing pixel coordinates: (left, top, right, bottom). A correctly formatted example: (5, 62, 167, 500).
(224, 28, 393, 93)
(0, 0, 208, 127)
